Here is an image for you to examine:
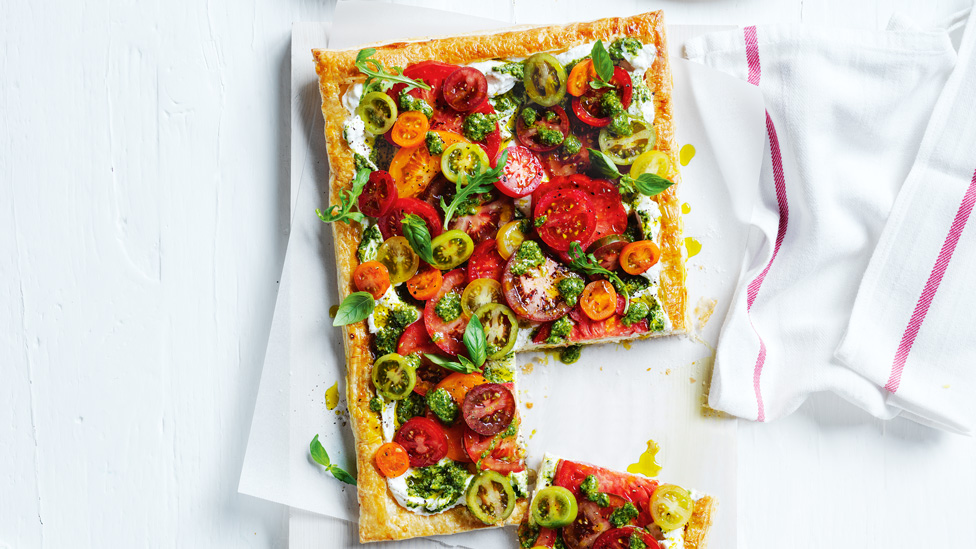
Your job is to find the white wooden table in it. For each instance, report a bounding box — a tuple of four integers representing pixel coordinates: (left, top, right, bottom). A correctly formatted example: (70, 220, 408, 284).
(2, 0, 974, 548)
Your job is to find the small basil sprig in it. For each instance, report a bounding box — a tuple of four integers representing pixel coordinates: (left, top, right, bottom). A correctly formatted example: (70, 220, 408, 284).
(567, 241, 629, 313)
(309, 434, 357, 485)
(441, 150, 508, 227)
(401, 214, 435, 264)
(355, 48, 431, 92)
(424, 315, 488, 374)
(333, 291, 375, 326)
(316, 168, 370, 225)
(590, 40, 615, 90)
(588, 148, 675, 197)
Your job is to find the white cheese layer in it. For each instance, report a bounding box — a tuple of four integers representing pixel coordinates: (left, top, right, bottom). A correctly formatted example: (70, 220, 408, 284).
(366, 285, 417, 335)
(386, 457, 475, 515)
(341, 82, 364, 115)
(466, 60, 517, 97)
(341, 115, 374, 165)
(552, 42, 596, 65)
(622, 44, 658, 75)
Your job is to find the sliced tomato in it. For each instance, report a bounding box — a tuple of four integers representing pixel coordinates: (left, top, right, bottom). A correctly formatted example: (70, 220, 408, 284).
(449, 198, 514, 243)
(562, 498, 625, 549)
(394, 416, 449, 468)
(388, 131, 468, 198)
(553, 458, 660, 527)
(468, 239, 507, 283)
(516, 105, 570, 153)
(580, 280, 617, 321)
(462, 383, 516, 436)
(534, 527, 559, 548)
(390, 61, 459, 114)
(358, 170, 398, 217)
(571, 67, 633, 128)
(435, 413, 472, 462)
(567, 59, 598, 97)
(374, 442, 410, 478)
(532, 175, 627, 251)
(541, 128, 598, 177)
(423, 269, 468, 355)
(398, 321, 449, 396)
(442, 67, 489, 112)
(567, 304, 649, 342)
(496, 145, 545, 198)
(391, 111, 430, 148)
(534, 188, 596, 252)
(352, 261, 391, 299)
(502, 252, 577, 322)
(463, 425, 526, 474)
(589, 235, 629, 271)
(434, 372, 488, 405)
(378, 197, 443, 240)
(407, 265, 443, 301)
(593, 526, 660, 549)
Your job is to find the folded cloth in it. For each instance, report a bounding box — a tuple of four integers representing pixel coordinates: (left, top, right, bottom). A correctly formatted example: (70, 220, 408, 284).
(836, 7, 976, 434)
(684, 23, 957, 425)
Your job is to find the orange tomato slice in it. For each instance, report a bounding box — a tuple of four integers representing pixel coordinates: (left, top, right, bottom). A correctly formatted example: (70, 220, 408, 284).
(406, 265, 443, 301)
(440, 418, 472, 462)
(434, 372, 488, 407)
(567, 59, 598, 97)
(374, 442, 410, 477)
(580, 279, 617, 321)
(389, 130, 468, 198)
(353, 260, 391, 299)
(619, 240, 661, 275)
(391, 111, 430, 148)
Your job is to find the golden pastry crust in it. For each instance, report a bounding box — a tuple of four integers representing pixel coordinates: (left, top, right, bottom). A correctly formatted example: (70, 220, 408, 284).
(313, 11, 687, 543)
(685, 495, 718, 549)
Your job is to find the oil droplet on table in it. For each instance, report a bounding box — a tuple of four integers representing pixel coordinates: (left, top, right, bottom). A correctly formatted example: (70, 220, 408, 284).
(329, 305, 339, 318)
(627, 439, 662, 477)
(679, 144, 696, 166)
(685, 237, 702, 258)
(325, 382, 339, 410)
(681, 202, 691, 215)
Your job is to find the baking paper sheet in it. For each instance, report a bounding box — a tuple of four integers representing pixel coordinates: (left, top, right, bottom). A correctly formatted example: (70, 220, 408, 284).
(240, 4, 764, 548)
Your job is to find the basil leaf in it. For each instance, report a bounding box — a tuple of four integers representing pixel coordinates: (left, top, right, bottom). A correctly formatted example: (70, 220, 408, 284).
(309, 434, 331, 468)
(634, 173, 675, 197)
(464, 315, 488, 367)
(333, 291, 375, 326)
(329, 465, 358, 486)
(424, 353, 479, 374)
(589, 79, 615, 90)
(401, 214, 435, 264)
(591, 40, 614, 84)
(587, 148, 622, 179)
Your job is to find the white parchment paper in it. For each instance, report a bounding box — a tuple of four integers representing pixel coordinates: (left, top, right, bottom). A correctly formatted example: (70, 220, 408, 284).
(240, 4, 764, 548)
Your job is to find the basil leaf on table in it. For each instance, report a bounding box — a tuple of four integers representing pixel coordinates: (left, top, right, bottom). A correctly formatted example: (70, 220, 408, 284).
(309, 434, 357, 486)
(333, 291, 375, 326)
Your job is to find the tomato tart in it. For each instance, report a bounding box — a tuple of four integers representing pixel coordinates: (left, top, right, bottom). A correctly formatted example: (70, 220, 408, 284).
(521, 455, 716, 549)
(312, 11, 690, 543)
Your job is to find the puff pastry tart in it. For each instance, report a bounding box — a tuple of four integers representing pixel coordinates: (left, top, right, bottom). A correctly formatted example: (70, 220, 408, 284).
(312, 11, 690, 543)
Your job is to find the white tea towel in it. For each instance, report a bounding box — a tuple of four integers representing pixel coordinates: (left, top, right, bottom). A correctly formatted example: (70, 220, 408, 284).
(684, 24, 957, 424)
(836, 8, 976, 434)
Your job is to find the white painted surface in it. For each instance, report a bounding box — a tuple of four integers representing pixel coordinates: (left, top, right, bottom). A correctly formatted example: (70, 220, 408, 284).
(3, 1, 975, 549)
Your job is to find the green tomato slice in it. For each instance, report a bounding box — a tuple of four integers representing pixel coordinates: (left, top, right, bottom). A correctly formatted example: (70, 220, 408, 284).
(376, 236, 420, 285)
(357, 91, 398, 134)
(650, 484, 694, 531)
(530, 486, 578, 529)
(371, 353, 416, 400)
(475, 303, 519, 359)
(598, 118, 656, 165)
(429, 230, 475, 270)
(465, 470, 516, 525)
(440, 142, 490, 183)
(524, 53, 567, 107)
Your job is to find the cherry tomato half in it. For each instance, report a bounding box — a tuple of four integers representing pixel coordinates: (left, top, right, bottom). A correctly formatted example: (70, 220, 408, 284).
(461, 278, 504, 316)
(562, 498, 622, 549)
(378, 197, 444, 240)
(593, 526, 659, 549)
(496, 145, 544, 198)
(531, 486, 579, 529)
(353, 260, 391, 299)
(394, 416, 449, 467)
(580, 280, 617, 321)
(441, 142, 490, 183)
(476, 303, 520, 359)
(464, 426, 526, 474)
(598, 118, 656, 165)
(589, 235, 629, 272)
(534, 188, 596, 252)
(571, 67, 633, 128)
(407, 265, 443, 301)
(391, 111, 430, 148)
(389, 131, 468, 197)
(524, 53, 568, 107)
(358, 170, 398, 217)
(630, 150, 674, 180)
(462, 383, 516, 436)
(465, 470, 516, 524)
(375, 236, 420, 285)
(495, 222, 525, 260)
(372, 353, 417, 400)
(374, 442, 410, 478)
(516, 106, 570, 153)
(357, 91, 398, 134)
(566, 59, 598, 97)
(429, 229, 476, 270)
(442, 67, 489, 112)
(650, 484, 694, 531)
(619, 240, 661, 275)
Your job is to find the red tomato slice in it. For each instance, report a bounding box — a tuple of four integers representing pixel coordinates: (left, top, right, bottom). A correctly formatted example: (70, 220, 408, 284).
(562, 498, 624, 549)
(442, 67, 489, 112)
(461, 383, 516, 436)
(398, 321, 449, 396)
(358, 170, 398, 217)
(571, 67, 634, 128)
(450, 198, 514, 243)
(567, 304, 648, 342)
(553, 458, 659, 527)
(431, 412, 471, 462)
(423, 269, 468, 355)
(593, 527, 659, 549)
(534, 527, 559, 548)
(515, 105, 570, 153)
(502, 252, 577, 322)
(532, 175, 627, 252)
(467, 239, 507, 283)
(541, 128, 598, 177)
(463, 425, 526, 474)
(378, 197, 444, 240)
(535, 188, 596, 252)
(496, 145, 545, 198)
(393, 417, 449, 468)
(392, 61, 459, 112)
